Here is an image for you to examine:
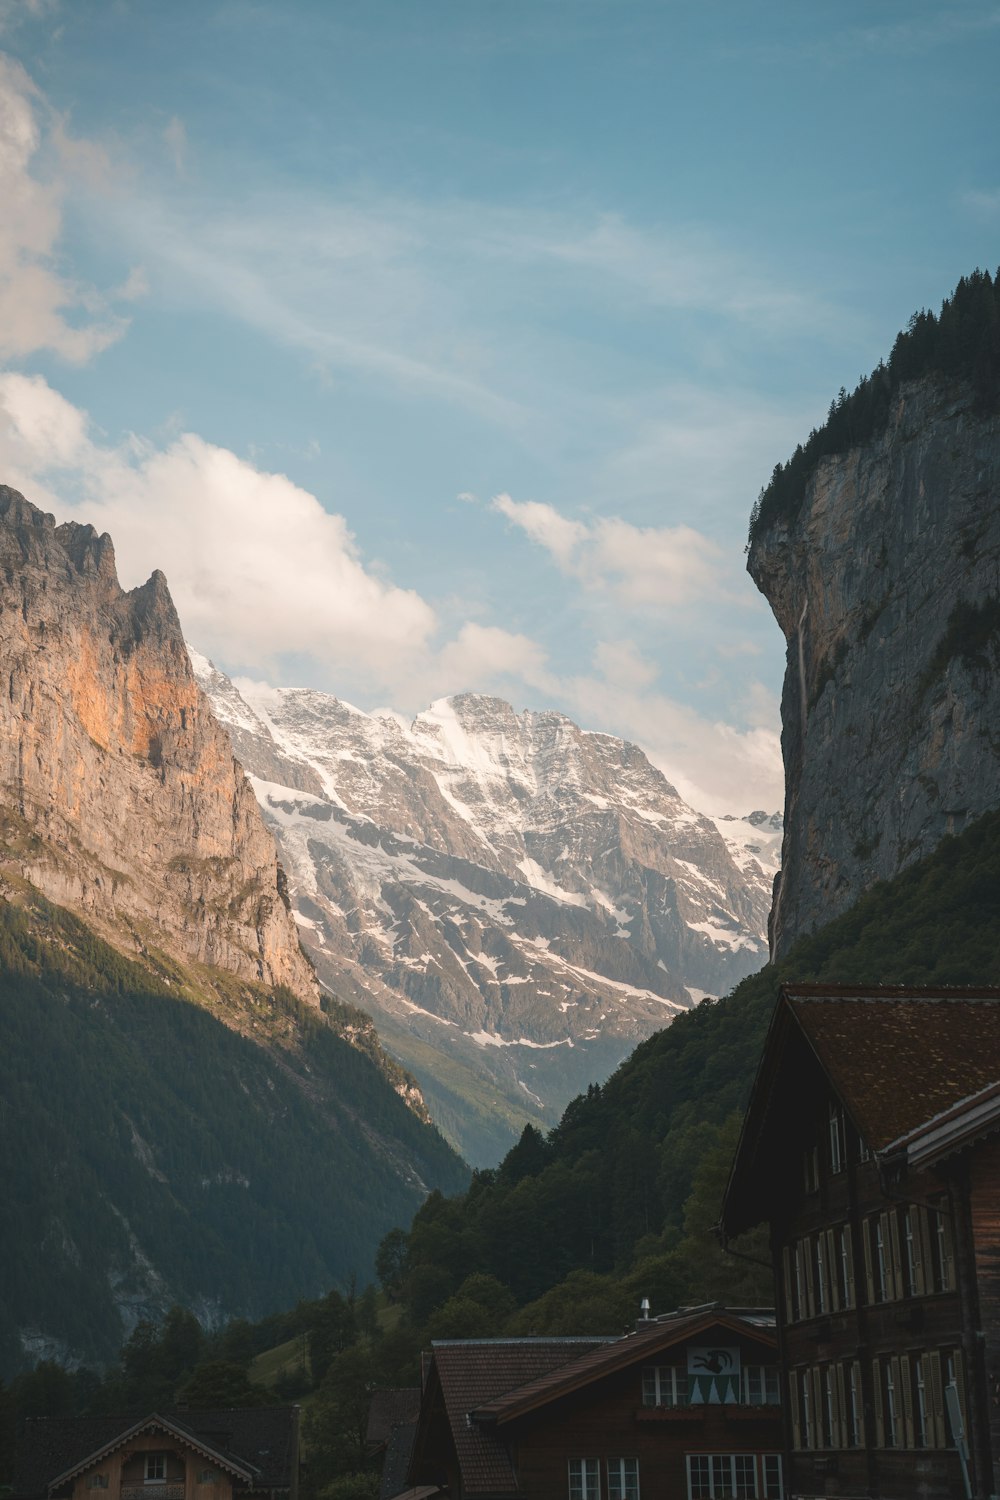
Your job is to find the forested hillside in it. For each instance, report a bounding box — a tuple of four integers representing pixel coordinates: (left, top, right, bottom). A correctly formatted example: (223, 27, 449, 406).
(380, 805, 1000, 1327)
(749, 267, 1000, 544)
(0, 886, 467, 1375)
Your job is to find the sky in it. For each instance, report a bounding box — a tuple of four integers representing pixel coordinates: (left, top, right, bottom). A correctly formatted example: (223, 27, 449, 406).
(0, 1, 997, 814)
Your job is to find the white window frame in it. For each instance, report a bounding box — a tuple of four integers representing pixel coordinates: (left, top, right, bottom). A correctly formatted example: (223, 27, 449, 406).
(848, 1362, 861, 1447)
(838, 1226, 852, 1307)
(762, 1454, 784, 1500)
(915, 1356, 927, 1448)
(685, 1454, 764, 1499)
(607, 1457, 639, 1500)
(874, 1218, 888, 1301)
(642, 1364, 687, 1407)
(743, 1365, 780, 1405)
(828, 1103, 845, 1173)
(569, 1457, 601, 1500)
(884, 1360, 898, 1448)
(144, 1457, 166, 1485)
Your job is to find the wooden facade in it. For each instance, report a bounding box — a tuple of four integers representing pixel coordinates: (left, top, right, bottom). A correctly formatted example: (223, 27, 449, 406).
(406, 1311, 785, 1499)
(721, 985, 1000, 1500)
(13, 1409, 299, 1500)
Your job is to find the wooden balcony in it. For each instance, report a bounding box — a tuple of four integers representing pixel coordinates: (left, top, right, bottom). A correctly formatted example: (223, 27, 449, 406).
(120, 1486, 185, 1500)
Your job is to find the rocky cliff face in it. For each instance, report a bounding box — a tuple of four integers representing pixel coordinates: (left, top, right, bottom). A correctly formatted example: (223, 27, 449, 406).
(748, 377, 1000, 958)
(195, 657, 776, 1163)
(0, 486, 318, 1003)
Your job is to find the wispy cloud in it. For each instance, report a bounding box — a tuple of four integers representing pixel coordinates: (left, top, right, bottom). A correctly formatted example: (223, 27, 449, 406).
(492, 492, 724, 609)
(0, 51, 142, 363)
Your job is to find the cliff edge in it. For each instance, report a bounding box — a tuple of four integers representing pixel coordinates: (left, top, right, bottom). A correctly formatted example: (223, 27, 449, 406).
(0, 485, 319, 1003)
(748, 376, 1000, 958)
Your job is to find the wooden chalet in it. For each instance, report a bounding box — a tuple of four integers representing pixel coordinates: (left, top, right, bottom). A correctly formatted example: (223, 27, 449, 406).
(721, 984, 1000, 1500)
(406, 1308, 785, 1498)
(11, 1408, 299, 1500)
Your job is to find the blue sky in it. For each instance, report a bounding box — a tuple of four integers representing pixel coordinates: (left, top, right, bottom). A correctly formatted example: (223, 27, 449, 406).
(0, 0, 997, 811)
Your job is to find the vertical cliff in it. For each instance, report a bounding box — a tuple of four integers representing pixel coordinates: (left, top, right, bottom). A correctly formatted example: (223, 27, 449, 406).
(0, 486, 319, 1002)
(748, 377, 1000, 958)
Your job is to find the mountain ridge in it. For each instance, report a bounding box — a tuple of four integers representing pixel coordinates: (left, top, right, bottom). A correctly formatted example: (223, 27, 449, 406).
(195, 656, 777, 1164)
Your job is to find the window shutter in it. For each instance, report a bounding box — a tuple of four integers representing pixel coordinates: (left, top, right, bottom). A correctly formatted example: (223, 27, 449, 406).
(790, 1370, 802, 1450)
(835, 1362, 847, 1449)
(872, 1359, 885, 1448)
(910, 1208, 926, 1295)
(941, 1209, 956, 1291)
(918, 1206, 936, 1292)
(900, 1355, 914, 1449)
(926, 1351, 945, 1448)
(804, 1240, 816, 1318)
(862, 1217, 876, 1304)
(825, 1229, 838, 1311)
(844, 1223, 855, 1307)
(811, 1368, 824, 1446)
(782, 1246, 794, 1323)
(887, 1210, 903, 1301)
(954, 1348, 968, 1434)
(853, 1361, 865, 1446)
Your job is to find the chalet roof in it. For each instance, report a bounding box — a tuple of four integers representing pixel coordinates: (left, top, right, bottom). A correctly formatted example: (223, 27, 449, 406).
(13, 1407, 298, 1500)
(422, 1338, 612, 1496)
(884, 1078, 1000, 1167)
(721, 985, 1000, 1238)
(367, 1388, 421, 1447)
(472, 1308, 776, 1426)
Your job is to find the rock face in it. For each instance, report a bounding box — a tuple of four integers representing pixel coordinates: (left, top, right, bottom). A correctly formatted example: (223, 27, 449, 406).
(195, 657, 775, 1164)
(748, 377, 1000, 958)
(0, 486, 318, 1002)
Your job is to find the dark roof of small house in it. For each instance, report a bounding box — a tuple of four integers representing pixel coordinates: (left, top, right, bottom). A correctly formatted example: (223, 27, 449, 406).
(368, 1388, 421, 1448)
(473, 1308, 777, 1425)
(787, 987, 1000, 1148)
(424, 1338, 612, 1495)
(13, 1407, 298, 1499)
(379, 1421, 418, 1500)
(721, 985, 1000, 1237)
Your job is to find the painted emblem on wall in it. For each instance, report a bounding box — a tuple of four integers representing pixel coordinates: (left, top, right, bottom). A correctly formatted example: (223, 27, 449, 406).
(687, 1346, 741, 1404)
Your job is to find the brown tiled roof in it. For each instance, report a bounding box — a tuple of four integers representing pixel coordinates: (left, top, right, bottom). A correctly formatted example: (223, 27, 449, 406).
(368, 1388, 421, 1447)
(721, 985, 1000, 1238)
(474, 1310, 776, 1425)
(431, 1338, 611, 1495)
(13, 1408, 298, 1500)
(787, 986, 1000, 1150)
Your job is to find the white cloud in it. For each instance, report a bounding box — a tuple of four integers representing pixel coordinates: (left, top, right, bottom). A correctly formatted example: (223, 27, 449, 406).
(0, 53, 128, 363)
(0, 373, 436, 685)
(565, 668, 784, 816)
(163, 116, 187, 174)
(0, 373, 783, 812)
(492, 492, 722, 608)
(962, 187, 1000, 219)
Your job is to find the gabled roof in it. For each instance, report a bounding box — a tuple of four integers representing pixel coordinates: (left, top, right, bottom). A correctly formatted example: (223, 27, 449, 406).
(721, 985, 1000, 1238)
(415, 1338, 612, 1496)
(46, 1414, 255, 1493)
(473, 1309, 776, 1426)
(14, 1407, 298, 1500)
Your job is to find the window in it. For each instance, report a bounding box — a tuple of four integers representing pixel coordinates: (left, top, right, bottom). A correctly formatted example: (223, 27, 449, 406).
(903, 1209, 917, 1296)
(569, 1459, 600, 1500)
(874, 1218, 888, 1301)
(87, 1478, 109, 1490)
(642, 1365, 687, 1406)
(846, 1362, 862, 1447)
(802, 1146, 819, 1194)
(607, 1458, 639, 1500)
(828, 1104, 846, 1173)
(743, 1365, 780, 1405)
(822, 1366, 835, 1448)
(914, 1356, 927, 1448)
(930, 1205, 956, 1293)
(686, 1455, 768, 1499)
(837, 1225, 854, 1308)
(144, 1457, 166, 1484)
(762, 1456, 783, 1500)
(814, 1236, 827, 1314)
(800, 1369, 813, 1448)
(794, 1242, 807, 1319)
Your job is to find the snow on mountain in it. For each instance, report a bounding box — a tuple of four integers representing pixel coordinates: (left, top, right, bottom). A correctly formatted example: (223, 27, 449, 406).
(193, 651, 776, 1165)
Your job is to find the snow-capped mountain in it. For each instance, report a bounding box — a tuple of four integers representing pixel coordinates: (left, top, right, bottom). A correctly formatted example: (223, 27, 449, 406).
(193, 651, 777, 1165)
